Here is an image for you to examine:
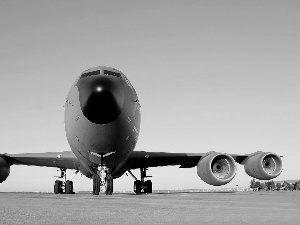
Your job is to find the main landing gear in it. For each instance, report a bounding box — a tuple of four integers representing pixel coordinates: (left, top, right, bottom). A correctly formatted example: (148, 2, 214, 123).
(54, 168, 76, 194)
(129, 168, 152, 194)
(92, 166, 113, 195)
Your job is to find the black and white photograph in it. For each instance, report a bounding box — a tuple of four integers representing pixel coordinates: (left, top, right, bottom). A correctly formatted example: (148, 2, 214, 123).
(0, 1, 299, 224)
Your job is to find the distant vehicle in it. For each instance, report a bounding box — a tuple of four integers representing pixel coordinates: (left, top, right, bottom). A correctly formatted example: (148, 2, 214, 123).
(0, 66, 283, 195)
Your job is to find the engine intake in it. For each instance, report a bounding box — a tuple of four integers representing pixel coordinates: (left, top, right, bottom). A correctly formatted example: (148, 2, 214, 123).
(244, 152, 282, 180)
(197, 152, 236, 186)
(0, 157, 11, 183)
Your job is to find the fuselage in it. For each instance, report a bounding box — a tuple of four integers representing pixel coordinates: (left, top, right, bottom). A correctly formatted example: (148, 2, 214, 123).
(64, 66, 141, 178)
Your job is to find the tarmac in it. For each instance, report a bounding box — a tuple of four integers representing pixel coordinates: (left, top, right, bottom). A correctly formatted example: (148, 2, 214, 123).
(0, 191, 299, 225)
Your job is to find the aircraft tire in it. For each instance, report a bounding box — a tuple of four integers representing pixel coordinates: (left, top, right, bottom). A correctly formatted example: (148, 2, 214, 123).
(54, 180, 61, 194)
(145, 180, 152, 193)
(93, 174, 100, 195)
(65, 180, 74, 194)
(134, 180, 142, 194)
(105, 174, 113, 195)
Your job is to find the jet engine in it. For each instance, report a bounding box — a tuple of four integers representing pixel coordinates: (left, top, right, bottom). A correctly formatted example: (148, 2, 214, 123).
(197, 152, 236, 186)
(244, 152, 282, 180)
(0, 157, 10, 183)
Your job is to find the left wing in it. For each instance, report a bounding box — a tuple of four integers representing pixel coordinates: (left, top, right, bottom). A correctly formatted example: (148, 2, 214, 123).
(121, 151, 248, 169)
(118, 151, 282, 186)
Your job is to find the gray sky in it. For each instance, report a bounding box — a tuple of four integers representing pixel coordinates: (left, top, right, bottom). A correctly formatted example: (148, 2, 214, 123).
(0, 1, 299, 192)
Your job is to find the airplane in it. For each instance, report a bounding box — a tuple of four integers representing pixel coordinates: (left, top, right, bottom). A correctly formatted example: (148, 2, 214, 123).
(0, 66, 283, 195)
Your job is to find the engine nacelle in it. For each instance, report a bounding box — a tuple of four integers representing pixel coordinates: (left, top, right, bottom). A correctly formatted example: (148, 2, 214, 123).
(197, 152, 236, 186)
(244, 152, 282, 180)
(0, 157, 11, 183)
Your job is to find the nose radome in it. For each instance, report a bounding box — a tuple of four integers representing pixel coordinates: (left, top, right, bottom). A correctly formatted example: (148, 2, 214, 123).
(77, 75, 125, 124)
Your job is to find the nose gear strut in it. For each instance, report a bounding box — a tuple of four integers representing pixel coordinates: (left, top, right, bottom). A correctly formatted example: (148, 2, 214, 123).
(92, 154, 113, 195)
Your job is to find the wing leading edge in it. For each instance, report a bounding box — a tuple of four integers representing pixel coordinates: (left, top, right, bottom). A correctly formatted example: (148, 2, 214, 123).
(1, 150, 282, 188)
(2, 151, 80, 170)
(117, 151, 282, 187)
(122, 151, 249, 170)
(2, 151, 249, 172)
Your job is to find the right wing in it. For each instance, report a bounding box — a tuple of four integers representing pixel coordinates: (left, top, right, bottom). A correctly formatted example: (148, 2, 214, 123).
(0, 151, 82, 183)
(1, 151, 80, 170)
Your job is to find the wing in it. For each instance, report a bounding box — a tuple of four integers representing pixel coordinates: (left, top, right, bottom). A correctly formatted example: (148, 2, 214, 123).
(122, 151, 248, 170)
(1, 151, 247, 170)
(1, 151, 80, 170)
(117, 151, 282, 186)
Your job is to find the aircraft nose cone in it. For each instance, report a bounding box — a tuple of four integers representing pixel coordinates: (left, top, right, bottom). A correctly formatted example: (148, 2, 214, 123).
(77, 75, 125, 124)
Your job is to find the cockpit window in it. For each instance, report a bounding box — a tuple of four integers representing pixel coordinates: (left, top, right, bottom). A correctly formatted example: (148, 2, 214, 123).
(80, 69, 124, 80)
(103, 70, 122, 78)
(80, 70, 100, 79)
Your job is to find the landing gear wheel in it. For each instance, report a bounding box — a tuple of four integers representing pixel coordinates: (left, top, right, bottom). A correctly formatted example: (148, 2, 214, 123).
(65, 180, 74, 194)
(145, 180, 152, 193)
(134, 180, 142, 194)
(54, 180, 63, 194)
(105, 174, 113, 195)
(93, 174, 100, 195)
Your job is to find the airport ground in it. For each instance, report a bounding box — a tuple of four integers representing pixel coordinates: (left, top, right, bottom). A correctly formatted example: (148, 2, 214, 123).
(0, 191, 299, 225)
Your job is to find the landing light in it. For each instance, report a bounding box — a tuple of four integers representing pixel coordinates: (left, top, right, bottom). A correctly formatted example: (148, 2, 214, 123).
(96, 86, 102, 92)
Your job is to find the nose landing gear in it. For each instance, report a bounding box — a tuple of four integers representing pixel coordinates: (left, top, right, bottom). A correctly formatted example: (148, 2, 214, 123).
(92, 166, 113, 195)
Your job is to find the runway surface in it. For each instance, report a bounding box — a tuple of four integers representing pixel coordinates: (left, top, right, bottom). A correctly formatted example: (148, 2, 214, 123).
(0, 191, 299, 225)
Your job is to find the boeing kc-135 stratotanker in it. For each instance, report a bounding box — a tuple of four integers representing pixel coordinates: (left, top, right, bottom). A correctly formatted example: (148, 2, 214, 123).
(0, 66, 283, 195)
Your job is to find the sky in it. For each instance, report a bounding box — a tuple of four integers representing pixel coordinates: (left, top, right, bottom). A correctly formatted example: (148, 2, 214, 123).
(0, 1, 299, 192)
